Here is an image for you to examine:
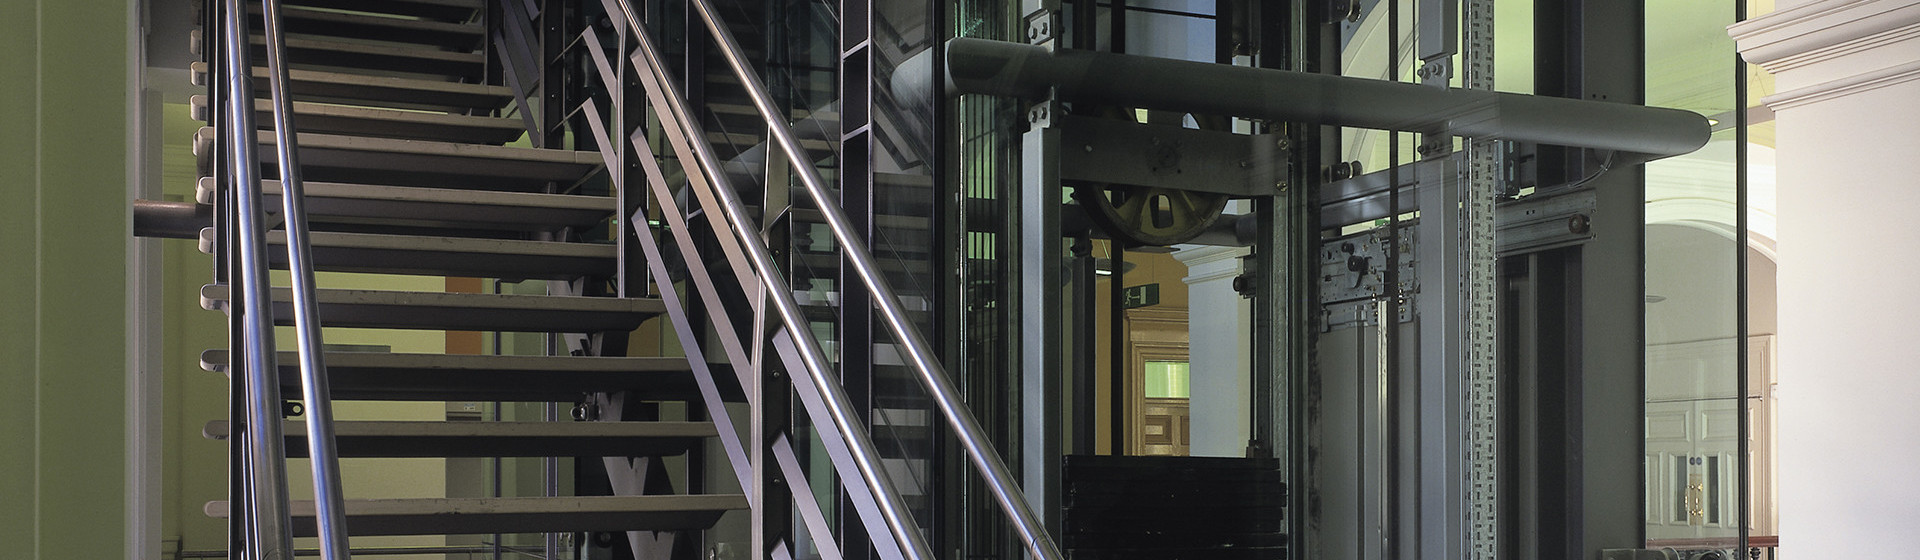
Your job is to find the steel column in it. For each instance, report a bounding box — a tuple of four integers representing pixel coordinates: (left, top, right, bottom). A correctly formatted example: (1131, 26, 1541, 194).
(1018, 114, 1064, 537)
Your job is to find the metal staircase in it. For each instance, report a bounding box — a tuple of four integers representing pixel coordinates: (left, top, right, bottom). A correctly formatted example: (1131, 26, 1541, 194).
(135, 0, 1060, 559)
(156, 0, 755, 557)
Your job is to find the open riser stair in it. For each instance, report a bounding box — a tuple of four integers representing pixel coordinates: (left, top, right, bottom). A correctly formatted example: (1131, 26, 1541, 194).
(161, 0, 752, 556)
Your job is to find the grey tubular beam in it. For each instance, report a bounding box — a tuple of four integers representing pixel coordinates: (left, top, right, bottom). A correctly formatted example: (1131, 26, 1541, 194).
(133, 200, 213, 239)
(219, 0, 296, 558)
(686, 3, 1069, 560)
(944, 38, 1710, 159)
(261, 2, 351, 556)
(604, 1, 924, 559)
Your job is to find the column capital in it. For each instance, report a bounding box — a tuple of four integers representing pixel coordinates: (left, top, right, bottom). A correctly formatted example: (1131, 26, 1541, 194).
(1171, 246, 1251, 285)
(1731, 0, 1920, 109)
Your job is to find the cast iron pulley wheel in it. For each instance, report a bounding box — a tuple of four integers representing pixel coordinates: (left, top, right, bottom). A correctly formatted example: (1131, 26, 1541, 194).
(1073, 186, 1230, 246)
(1071, 109, 1231, 246)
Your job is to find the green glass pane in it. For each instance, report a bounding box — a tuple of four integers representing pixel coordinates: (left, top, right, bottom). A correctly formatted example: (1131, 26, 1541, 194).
(1144, 361, 1190, 399)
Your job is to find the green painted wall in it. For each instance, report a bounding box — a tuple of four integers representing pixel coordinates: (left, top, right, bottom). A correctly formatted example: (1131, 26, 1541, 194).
(0, 1, 134, 559)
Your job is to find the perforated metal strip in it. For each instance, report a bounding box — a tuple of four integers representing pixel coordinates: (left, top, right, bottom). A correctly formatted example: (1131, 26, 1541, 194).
(1463, 0, 1500, 558)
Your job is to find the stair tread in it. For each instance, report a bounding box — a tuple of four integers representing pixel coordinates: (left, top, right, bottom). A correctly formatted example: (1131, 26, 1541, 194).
(196, 127, 593, 163)
(204, 420, 715, 457)
(285, 0, 483, 20)
(195, 127, 601, 190)
(205, 495, 748, 536)
(202, 350, 696, 373)
(207, 419, 717, 437)
(200, 350, 745, 402)
(192, 29, 485, 78)
(196, 228, 614, 279)
(191, 62, 513, 112)
(249, 4, 484, 49)
(191, 95, 524, 144)
(200, 284, 662, 332)
(194, 177, 613, 230)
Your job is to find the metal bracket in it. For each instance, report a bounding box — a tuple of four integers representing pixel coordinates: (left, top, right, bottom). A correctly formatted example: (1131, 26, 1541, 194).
(1495, 187, 1597, 256)
(1024, 8, 1058, 46)
(1322, 297, 1415, 331)
(1056, 115, 1285, 197)
(1416, 59, 1453, 84)
(1028, 99, 1060, 129)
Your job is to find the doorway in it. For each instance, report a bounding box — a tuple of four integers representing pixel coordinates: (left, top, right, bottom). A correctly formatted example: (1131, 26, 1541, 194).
(1126, 308, 1190, 456)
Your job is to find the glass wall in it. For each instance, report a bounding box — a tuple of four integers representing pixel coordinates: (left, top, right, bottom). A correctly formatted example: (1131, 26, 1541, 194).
(1644, 0, 1769, 554)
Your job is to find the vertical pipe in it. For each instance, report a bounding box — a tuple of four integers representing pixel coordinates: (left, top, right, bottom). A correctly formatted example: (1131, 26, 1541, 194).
(219, 1, 296, 558)
(1108, 241, 1125, 455)
(1384, 0, 1405, 557)
(1734, 0, 1752, 553)
(258, 1, 352, 557)
(1069, 235, 1094, 456)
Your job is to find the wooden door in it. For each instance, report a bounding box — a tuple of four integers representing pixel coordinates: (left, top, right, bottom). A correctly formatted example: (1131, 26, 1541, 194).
(1127, 308, 1189, 456)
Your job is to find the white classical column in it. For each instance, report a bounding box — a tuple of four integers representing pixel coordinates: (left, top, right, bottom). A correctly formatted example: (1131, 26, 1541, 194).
(1731, 3, 1920, 555)
(1172, 245, 1254, 457)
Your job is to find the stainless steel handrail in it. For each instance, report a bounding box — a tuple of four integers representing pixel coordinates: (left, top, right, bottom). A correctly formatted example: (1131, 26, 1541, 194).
(219, 0, 351, 558)
(622, 2, 1068, 560)
(683, 2, 1067, 559)
(258, 0, 352, 558)
(216, 0, 297, 557)
(602, 2, 932, 559)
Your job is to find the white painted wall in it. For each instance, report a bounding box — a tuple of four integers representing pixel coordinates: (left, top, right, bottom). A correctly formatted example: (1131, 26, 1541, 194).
(1732, 2, 1920, 555)
(1174, 246, 1252, 457)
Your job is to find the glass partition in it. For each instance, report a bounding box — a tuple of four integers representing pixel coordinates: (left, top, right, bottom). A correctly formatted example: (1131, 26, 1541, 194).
(1644, 0, 1755, 552)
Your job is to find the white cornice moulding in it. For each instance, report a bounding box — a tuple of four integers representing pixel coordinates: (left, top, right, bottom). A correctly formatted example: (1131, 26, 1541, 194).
(1173, 245, 1251, 285)
(1729, 0, 1920, 71)
(1763, 59, 1920, 109)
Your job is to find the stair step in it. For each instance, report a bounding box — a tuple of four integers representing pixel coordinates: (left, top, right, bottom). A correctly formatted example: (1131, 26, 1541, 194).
(203, 420, 714, 457)
(200, 350, 743, 402)
(200, 284, 661, 332)
(196, 228, 614, 279)
(204, 495, 747, 536)
(191, 96, 524, 144)
(284, 0, 483, 21)
(194, 178, 613, 232)
(194, 127, 601, 190)
(191, 62, 514, 112)
(249, 5, 484, 49)
(192, 29, 485, 79)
